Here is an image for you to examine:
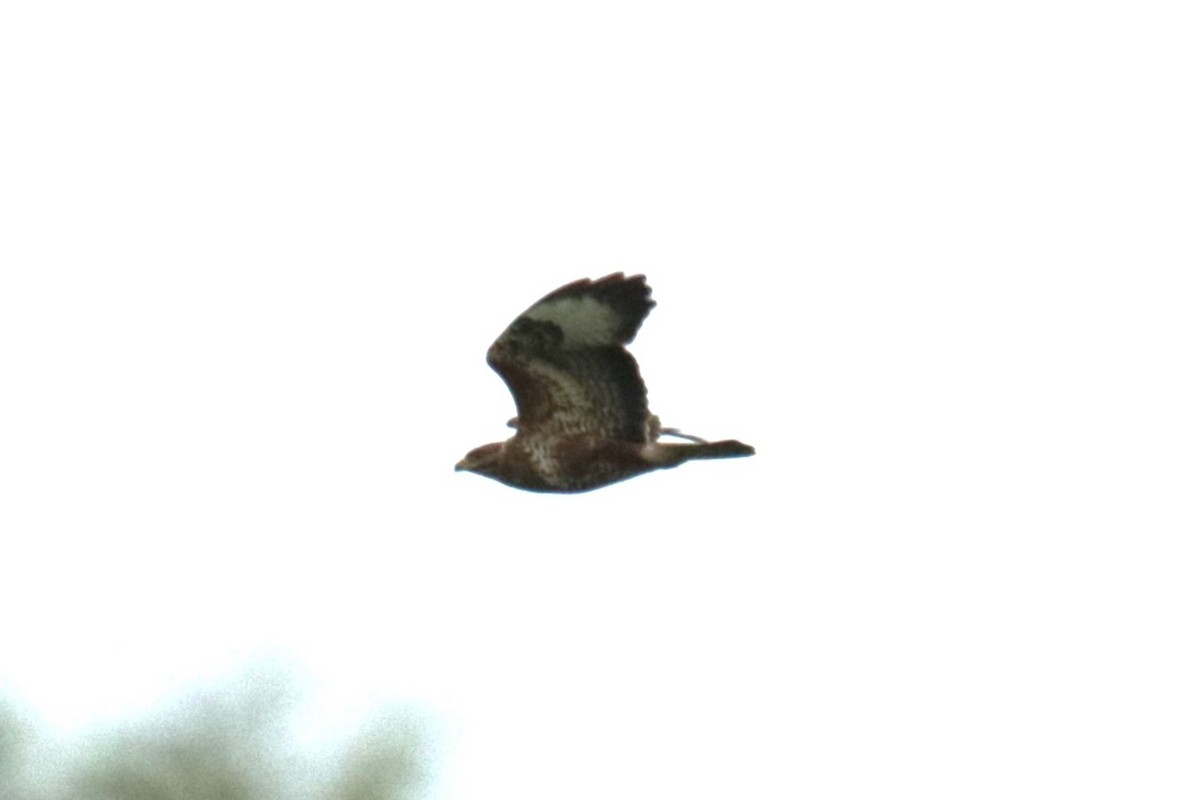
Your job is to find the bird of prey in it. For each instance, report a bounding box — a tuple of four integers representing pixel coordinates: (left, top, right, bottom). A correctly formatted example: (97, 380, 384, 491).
(455, 274, 754, 492)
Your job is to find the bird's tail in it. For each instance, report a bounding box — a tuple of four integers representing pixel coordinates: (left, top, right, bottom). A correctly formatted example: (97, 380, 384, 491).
(652, 439, 755, 466)
(687, 439, 756, 459)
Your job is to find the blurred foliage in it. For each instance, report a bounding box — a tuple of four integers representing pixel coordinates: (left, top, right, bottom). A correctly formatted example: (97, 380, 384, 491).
(1, 697, 35, 800)
(0, 671, 428, 800)
(322, 708, 425, 800)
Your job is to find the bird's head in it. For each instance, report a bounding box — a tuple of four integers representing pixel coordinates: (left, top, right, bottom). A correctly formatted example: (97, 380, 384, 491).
(455, 442, 505, 478)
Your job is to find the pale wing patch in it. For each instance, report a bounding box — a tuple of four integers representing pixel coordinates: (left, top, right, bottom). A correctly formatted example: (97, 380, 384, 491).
(524, 295, 621, 349)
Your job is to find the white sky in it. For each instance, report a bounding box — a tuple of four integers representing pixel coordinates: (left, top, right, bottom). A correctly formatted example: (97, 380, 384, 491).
(1, 2, 1197, 798)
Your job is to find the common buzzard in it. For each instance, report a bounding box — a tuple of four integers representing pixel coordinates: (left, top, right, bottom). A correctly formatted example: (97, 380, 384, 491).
(455, 274, 754, 492)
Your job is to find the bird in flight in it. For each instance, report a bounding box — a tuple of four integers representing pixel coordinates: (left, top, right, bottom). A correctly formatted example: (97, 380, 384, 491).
(456, 273, 754, 492)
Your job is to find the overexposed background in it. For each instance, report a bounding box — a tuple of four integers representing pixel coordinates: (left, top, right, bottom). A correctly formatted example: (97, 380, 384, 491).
(1, 2, 1197, 798)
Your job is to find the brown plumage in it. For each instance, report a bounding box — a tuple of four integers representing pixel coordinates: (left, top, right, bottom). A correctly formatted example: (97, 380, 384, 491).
(456, 274, 754, 492)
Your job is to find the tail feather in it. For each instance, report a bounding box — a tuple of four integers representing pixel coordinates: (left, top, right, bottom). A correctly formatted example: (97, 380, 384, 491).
(687, 439, 755, 459)
(652, 439, 755, 467)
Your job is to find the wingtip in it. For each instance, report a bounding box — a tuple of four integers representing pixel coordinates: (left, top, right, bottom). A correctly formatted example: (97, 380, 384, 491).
(519, 272, 657, 347)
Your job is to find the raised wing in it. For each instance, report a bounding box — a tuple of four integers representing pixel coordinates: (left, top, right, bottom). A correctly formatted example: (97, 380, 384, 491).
(486, 273, 656, 442)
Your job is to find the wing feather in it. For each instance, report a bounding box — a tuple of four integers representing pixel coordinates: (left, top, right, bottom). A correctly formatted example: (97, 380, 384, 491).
(487, 273, 655, 442)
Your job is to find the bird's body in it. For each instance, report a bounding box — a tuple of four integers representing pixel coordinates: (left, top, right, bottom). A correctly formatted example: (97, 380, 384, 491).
(456, 274, 754, 493)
